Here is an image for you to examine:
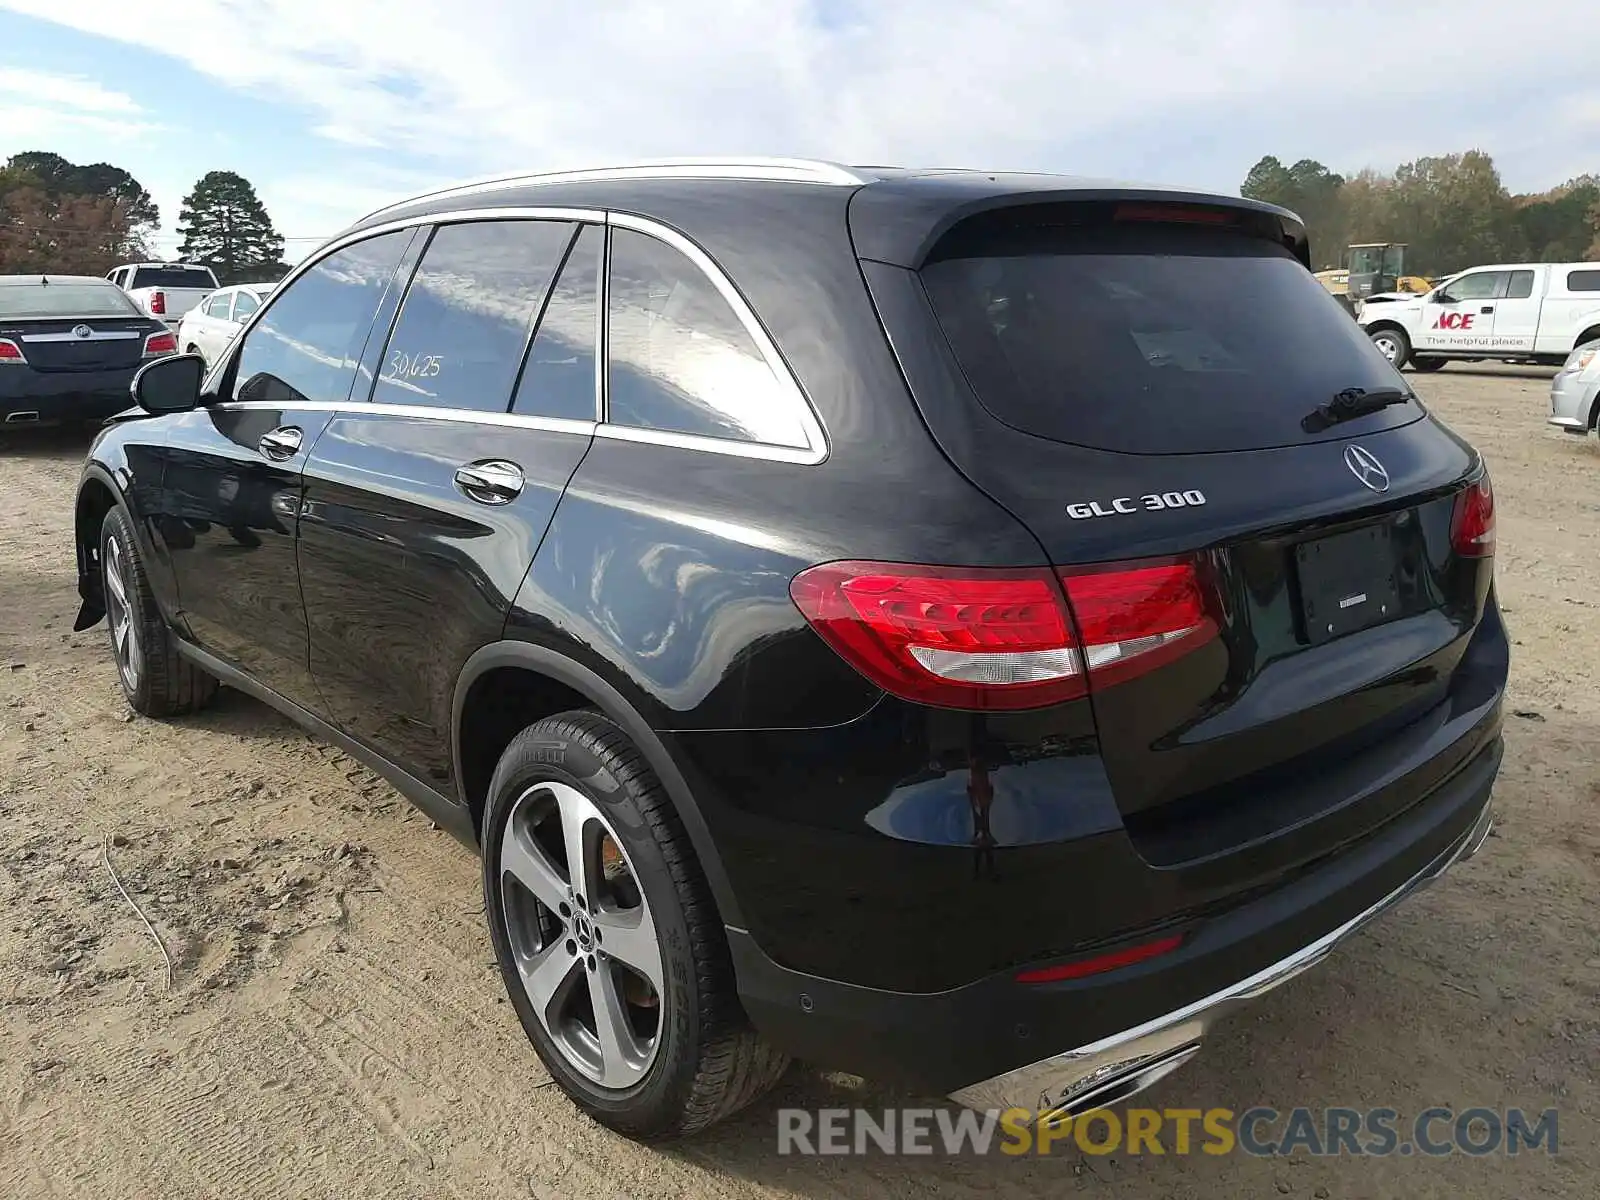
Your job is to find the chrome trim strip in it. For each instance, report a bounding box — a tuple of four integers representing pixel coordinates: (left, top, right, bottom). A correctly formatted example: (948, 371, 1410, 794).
(358, 158, 866, 222)
(213, 399, 596, 436)
(21, 330, 141, 342)
(592, 422, 824, 464)
(950, 800, 1495, 1118)
(210, 205, 828, 466)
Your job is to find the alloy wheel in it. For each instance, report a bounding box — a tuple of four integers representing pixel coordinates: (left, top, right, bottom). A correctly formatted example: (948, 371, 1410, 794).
(499, 781, 665, 1089)
(103, 534, 140, 691)
(1373, 333, 1403, 363)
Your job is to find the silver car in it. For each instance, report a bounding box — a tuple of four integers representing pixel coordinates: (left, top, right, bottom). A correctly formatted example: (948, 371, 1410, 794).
(1549, 340, 1600, 436)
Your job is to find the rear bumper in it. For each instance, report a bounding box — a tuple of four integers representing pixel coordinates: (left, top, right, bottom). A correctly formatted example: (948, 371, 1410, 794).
(952, 795, 1494, 1117)
(1, 369, 137, 425)
(730, 730, 1502, 1097)
(1549, 371, 1596, 430)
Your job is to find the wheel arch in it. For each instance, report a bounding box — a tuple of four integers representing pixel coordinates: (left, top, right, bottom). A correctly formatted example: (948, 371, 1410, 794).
(452, 639, 746, 928)
(1575, 325, 1600, 354)
(72, 464, 133, 628)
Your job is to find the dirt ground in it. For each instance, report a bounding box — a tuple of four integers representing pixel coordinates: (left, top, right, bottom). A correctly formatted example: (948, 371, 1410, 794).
(1, 367, 1596, 1199)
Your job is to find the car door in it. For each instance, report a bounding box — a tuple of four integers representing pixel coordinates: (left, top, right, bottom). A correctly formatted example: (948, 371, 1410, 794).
(186, 290, 230, 360)
(154, 228, 423, 708)
(228, 289, 263, 355)
(1488, 268, 1544, 353)
(298, 217, 600, 792)
(1417, 270, 1505, 351)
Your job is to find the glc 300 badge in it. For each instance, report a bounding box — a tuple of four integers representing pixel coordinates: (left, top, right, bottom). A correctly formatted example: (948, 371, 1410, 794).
(1066, 490, 1207, 519)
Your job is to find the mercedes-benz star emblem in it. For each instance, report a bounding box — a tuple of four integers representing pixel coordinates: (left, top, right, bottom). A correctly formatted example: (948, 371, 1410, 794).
(1344, 444, 1390, 493)
(71, 324, 92, 339)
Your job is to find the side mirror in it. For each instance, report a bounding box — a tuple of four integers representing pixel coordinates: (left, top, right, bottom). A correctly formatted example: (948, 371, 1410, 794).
(1431, 292, 1455, 305)
(132, 353, 205, 414)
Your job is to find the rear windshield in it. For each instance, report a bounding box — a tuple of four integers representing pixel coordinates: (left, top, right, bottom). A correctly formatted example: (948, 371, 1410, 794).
(130, 266, 218, 290)
(0, 283, 141, 319)
(921, 223, 1418, 454)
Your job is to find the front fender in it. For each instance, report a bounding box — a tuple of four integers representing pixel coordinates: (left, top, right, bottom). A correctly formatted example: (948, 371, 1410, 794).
(72, 422, 174, 630)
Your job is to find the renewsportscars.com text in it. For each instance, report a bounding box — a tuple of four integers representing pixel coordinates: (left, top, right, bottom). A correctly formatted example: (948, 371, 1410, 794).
(776, 1106, 1559, 1158)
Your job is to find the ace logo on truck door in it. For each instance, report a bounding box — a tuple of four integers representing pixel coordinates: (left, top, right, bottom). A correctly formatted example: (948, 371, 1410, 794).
(1433, 312, 1476, 330)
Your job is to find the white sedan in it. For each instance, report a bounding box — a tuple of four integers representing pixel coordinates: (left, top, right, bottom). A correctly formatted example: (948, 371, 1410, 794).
(176, 283, 273, 365)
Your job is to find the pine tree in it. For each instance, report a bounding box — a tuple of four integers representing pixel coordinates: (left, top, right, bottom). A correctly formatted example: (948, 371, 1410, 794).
(177, 171, 285, 283)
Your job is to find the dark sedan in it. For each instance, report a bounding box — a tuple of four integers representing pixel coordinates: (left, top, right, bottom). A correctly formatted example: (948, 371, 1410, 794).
(1, 275, 177, 430)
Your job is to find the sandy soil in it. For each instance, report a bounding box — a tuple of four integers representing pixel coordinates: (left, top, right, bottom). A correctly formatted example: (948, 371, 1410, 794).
(1, 367, 1596, 1199)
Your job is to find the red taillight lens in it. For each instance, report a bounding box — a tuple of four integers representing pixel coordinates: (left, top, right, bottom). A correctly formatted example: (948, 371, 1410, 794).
(1058, 560, 1217, 690)
(0, 337, 24, 364)
(149, 290, 166, 315)
(1450, 474, 1495, 558)
(143, 331, 178, 356)
(789, 563, 1082, 711)
(1114, 202, 1237, 226)
(789, 557, 1216, 711)
(1016, 934, 1184, 984)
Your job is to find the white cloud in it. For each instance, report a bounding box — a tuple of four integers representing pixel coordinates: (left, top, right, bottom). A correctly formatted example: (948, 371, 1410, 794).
(0, 66, 142, 114)
(3, 0, 1597, 250)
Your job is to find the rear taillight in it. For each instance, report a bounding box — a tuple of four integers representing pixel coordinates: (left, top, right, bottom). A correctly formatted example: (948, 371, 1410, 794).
(1450, 473, 1495, 558)
(143, 331, 178, 357)
(1060, 559, 1218, 690)
(0, 337, 25, 364)
(789, 557, 1216, 711)
(149, 290, 166, 315)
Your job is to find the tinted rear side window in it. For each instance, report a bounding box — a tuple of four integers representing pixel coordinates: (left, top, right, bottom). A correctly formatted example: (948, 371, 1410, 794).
(606, 227, 811, 448)
(1567, 270, 1600, 292)
(921, 224, 1417, 454)
(130, 266, 218, 290)
(512, 224, 600, 422)
(376, 219, 575, 413)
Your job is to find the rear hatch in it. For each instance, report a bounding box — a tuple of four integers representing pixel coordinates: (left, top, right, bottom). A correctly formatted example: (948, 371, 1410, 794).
(4, 317, 151, 372)
(0, 282, 157, 372)
(869, 200, 1498, 861)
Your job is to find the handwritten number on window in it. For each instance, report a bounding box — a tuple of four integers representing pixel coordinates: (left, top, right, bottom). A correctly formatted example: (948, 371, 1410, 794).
(388, 351, 442, 379)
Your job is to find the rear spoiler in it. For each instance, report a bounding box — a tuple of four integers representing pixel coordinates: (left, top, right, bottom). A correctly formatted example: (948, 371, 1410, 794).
(849, 178, 1310, 270)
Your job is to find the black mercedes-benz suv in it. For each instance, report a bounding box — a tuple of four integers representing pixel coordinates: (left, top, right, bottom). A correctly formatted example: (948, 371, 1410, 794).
(70, 158, 1505, 1140)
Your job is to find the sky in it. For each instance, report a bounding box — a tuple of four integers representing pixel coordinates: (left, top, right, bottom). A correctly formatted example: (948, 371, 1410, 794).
(1, 0, 1595, 265)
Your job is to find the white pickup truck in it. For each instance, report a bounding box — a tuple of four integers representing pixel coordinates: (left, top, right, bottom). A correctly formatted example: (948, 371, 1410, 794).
(1358, 261, 1600, 371)
(106, 262, 220, 333)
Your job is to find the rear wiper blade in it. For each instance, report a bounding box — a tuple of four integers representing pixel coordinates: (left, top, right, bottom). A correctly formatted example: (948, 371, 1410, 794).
(1302, 386, 1411, 433)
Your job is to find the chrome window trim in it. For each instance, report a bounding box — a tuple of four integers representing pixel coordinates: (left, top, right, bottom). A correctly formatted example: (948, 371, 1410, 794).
(214, 204, 828, 466)
(358, 158, 866, 222)
(210, 397, 596, 436)
(21, 329, 141, 342)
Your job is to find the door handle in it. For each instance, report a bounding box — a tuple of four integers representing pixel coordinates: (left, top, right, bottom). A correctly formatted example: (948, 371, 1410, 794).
(454, 459, 525, 505)
(1481, 306, 1495, 314)
(258, 426, 303, 460)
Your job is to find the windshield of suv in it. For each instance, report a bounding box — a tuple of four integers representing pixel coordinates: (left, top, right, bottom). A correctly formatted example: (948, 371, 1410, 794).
(129, 266, 219, 290)
(920, 223, 1417, 454)
(0, 282, 142, 319)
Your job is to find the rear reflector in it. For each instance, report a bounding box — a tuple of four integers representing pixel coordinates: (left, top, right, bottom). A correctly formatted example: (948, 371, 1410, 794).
(1450, 473, 1495, 558)
(143, 330, 178, 357)
(789, 557, 1216, 711)
(0, 338, 24, 364)
(1016, 934, 1185, 984)
(149, 290, 166, 315)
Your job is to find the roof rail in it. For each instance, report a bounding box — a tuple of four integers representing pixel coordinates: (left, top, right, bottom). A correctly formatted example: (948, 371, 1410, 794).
(356, 157, 868, 223)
